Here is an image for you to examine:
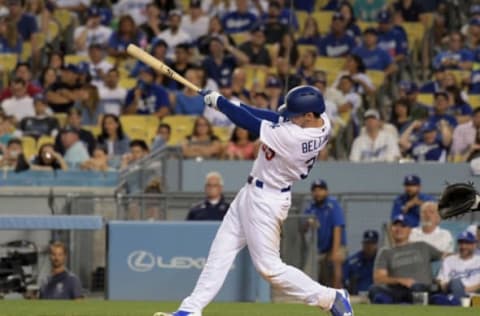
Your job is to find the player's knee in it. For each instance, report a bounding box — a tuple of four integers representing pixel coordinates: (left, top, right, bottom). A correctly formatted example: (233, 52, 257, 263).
(253, 258, 287, 282)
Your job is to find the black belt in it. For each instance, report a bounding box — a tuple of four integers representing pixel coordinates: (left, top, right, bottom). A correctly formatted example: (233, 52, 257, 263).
(247, 176, 291, 193)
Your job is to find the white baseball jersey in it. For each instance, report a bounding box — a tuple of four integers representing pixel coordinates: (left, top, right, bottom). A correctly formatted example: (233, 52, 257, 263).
(437, 254, 480, 289)
(250, 113, 331, 190)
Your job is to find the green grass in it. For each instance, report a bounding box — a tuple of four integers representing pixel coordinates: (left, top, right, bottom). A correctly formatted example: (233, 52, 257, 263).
(0, 301, 478, 316)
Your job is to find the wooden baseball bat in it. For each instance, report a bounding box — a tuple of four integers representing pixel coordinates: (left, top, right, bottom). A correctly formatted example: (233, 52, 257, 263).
(126, 44, 202, 94)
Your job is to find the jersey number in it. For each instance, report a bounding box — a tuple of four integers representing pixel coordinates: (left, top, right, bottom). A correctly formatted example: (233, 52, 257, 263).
(261, 144, 276, 161)
(300, 156, 316, 179)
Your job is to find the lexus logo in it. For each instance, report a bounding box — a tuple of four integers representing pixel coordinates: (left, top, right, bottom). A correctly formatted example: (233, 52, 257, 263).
(127, 250, 155, 272)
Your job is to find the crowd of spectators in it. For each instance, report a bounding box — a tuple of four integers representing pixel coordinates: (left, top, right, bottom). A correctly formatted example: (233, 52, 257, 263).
(0, 0, 480, 170)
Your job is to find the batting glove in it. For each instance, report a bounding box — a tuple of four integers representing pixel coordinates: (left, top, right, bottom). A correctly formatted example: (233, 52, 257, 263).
(203, 91, 221, 110)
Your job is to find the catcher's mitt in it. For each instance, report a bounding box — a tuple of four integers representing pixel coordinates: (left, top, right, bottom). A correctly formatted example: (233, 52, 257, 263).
(438, 182, 480, 219)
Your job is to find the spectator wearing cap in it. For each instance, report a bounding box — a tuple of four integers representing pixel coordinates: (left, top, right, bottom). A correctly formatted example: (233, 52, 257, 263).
(450, 108, 480, 162)
(180, 0, 209, 41)
(376, 10, 408, 62)
(46, 64, 81, 113)
(409, 202, 454, 253)
(436, 231, 480, 302)
(333, 54, 376, 96)
(343, 230, 379, 294)
(171, 69, 205, 115)
(427, 91, 457, 129)
(60, 126, 90, 169)
(369, 214, 444, 304)
(166, 43, 195, 91)
(202, 35, 248, 87)
(124, 67, 170, 119)
(398, 81, 430, 120)
(1, 78, 35, 122)
(73, 7, 113, 56)
(392, 0, 425, 22)
(239, 26, 272, 67)
(304, 179, 347, 289)
(97, 68, 127, 117)
(264, 75, 284, 110)
(319, 12, 356, 58)
(399, 120, 451, 162)
(6, 0, 37, 42)
(420, 67, 446, 93)
(352, 28, 397, 75)
(108, 15, 147, 59)
(113, 0, 151, 26)
(349, 109, 401, 162)
(79, 44, 113, 86)
(261, 1, 288, 44)
(433, 31, 474, 71)
(391, 175, 434, 227)
(19, 94, 59, 139)
(221, 0, 257, 34)
(139, 3, 164, 44)
(461, 4, 480, 39)
(0, 63, 41, 102)
(155, 10, 191, 60)
(0, 15, 22, 54)
(54, 108, 96, 156)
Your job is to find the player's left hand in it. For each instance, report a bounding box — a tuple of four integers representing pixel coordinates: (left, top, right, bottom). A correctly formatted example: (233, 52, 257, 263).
(203, 91, 221, 110)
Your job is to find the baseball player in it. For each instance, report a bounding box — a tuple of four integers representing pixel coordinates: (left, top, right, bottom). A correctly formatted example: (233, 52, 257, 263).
(155, 86, 353, 316)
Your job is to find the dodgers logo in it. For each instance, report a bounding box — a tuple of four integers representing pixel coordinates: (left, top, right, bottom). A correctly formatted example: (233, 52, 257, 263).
(127, 250, 155, 272)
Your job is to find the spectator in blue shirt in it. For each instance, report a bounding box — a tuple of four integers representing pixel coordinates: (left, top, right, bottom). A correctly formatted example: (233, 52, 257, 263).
(322, 0, 341, 11)
(202, 36, 248, 87)
(221, 0, 257, 34)
(343, 230, 379, 294)
(319, 12, 356, 57)
(390, 174, 435, 227)
(108, 15, 147, 59)
(433, 31, 474, 70)
(339, 1, 362, 40)
(377, 10, 408, 62)
(7, 0, 38, 41)
(96, 114, 130, 157)
(0, 17, 22, 54)
(352, 28, 397, 75)
(445, 86, 473, 124)
(428, 91, 458, 129)
(293, 0, 315, 13)
(172, 69, 205, 115)
(274, 0, 299, 30)
(400, 121, 451, 162)
(420, 67, 445, 93)
(124, 67, 170, 118)
(296, 16, 322, 50)
(304, 179, 347, 288)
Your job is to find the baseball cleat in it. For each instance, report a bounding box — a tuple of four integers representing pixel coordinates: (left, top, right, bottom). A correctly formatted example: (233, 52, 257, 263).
(153, 311, 201, 316)
(330, 289, 353, 316)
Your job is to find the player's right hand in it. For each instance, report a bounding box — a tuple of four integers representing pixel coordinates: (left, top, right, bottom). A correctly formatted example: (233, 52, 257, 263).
(203, 91, 221, 110)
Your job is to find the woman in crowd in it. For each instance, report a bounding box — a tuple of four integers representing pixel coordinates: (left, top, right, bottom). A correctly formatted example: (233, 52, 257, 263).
(339, 1, 362, 41)
(108, 15, 147, 58)
(97, 114, 130, 156)
(224, 127, 257, 160)
(334, 54, 376, 96)
(0, 17, 22, 54)
(30, 143, 68, 171)
(296, 16, 322, 50)
(272, 32, 299, 66)
(182, 116, 222, 159)
(39, 67, 58, 92)
(76, 84, 101, 125)
(390, 98, 412, 134)
(297, 48, 317, 84)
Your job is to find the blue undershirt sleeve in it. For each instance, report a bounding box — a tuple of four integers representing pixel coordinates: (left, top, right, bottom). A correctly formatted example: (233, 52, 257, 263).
(239, 103, 280, 123)
(217, 96, 261, 136)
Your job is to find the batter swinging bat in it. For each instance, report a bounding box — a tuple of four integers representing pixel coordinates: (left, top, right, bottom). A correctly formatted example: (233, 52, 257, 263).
(126, 44, 202, 94)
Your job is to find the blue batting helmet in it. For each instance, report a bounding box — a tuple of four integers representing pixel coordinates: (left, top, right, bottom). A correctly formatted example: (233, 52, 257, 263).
(278, 85, 325, 118)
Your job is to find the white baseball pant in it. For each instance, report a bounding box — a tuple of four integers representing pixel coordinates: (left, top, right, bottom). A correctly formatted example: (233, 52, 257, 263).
(179, 184, 337, 312)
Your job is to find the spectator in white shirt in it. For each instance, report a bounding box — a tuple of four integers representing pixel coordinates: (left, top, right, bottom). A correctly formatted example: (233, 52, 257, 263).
(97, 68, 126, 117)
(409, 202, 454, 253)
(156, 10, 191, 60)
(1, 78, 35, 122)
(181, 0, 209, 41)
(350, 109, 400, 162)
(335, 75, 362, 117)
(54, 0, 90, 14)
(73, 7, 112, 55)
(113, 0, 151, 26)
(81, 43, 113, 86)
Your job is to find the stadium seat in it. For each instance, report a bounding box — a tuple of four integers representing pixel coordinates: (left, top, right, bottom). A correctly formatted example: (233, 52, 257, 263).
(468, 94, 480, 109)
(120, 115, 159, 144)
(311, 11, 334, 35)
(0, 54, 18, 87)
(53, 9, 72, 31)
(366, 70, 385, 87)
(401, 22, 425, 51)
(65, 54, 89, 65)
(230, 32, 250, 46)
(417, 94, 434, 107)
(54, 113, 67, 128)
(213, 126, 232, 142)
(298, 44, 318, 57)
(47, 21, 60, 43)
(357, 21, 378, 32)
(295, 10, 309, 33)
(448, 70, 470, 85)
(313, 0, 329, 10)
(161, 115, 196, 145)
(314, 57, 345, 72)
(119, 77, 137, 89)
(21, 136, 37, 160)
(37, 136, 55, 149)
(242, 65, 269, 91)
(82, 125, 101, 137)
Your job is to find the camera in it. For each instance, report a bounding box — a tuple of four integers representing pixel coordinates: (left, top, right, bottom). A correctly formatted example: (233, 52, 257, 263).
(0, 241, 38, 295)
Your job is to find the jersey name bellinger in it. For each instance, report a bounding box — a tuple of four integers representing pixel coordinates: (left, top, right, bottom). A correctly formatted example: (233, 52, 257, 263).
(302, 137, 327, 154)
